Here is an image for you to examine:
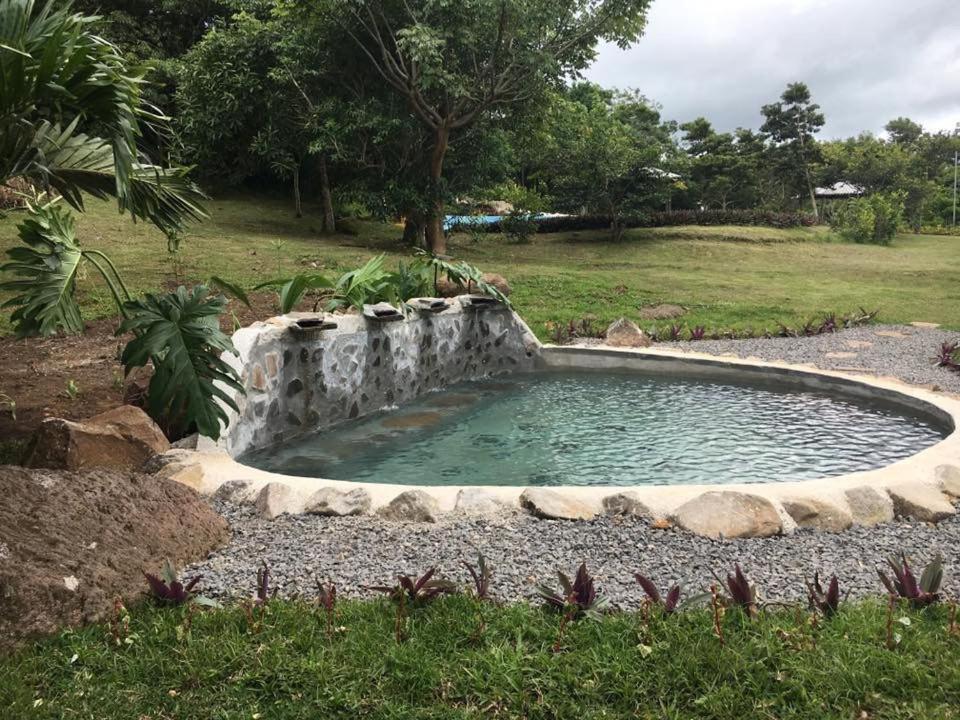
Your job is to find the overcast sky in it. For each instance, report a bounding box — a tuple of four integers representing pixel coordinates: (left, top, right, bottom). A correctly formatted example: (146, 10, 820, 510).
(585, 0, 960, 139)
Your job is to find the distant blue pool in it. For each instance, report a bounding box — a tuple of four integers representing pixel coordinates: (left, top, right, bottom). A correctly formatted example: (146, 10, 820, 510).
(443, 213, 564, 231)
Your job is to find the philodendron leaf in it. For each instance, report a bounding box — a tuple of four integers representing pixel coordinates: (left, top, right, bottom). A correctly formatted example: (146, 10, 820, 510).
(118, 285, 244, 440)
(0, 203, 84, 336)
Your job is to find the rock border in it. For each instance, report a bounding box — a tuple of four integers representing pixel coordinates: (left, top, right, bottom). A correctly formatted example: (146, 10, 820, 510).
(159, 345, 960, 538)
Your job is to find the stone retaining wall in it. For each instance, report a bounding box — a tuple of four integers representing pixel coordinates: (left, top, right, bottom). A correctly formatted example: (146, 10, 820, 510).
(209, 298, 541, 457)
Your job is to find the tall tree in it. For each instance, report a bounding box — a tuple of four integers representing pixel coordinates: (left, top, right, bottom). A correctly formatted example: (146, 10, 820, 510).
(761, 82, 825, 218)
(885, 117, 924, 147)
(532, 84, 676, 238)
(315, 0, 654, 253)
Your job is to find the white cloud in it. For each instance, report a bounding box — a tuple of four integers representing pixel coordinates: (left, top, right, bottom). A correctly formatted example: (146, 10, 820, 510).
(585, 0, 960, 138)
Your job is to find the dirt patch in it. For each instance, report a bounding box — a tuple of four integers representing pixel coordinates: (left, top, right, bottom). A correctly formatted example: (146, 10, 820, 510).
(0, 292, 287, 448)
(0, 465, 229, 652)
(638, 304, 686, 320)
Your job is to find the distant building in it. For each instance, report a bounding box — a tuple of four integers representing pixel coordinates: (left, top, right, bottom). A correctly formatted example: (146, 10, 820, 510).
(814, 182, 864, 200)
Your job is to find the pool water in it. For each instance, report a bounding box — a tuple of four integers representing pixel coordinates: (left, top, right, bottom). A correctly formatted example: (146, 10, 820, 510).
(239, 371, 949, 486)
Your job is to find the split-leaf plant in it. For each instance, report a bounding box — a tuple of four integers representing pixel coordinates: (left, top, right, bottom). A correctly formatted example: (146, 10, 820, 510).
(0, 1, 246, 441)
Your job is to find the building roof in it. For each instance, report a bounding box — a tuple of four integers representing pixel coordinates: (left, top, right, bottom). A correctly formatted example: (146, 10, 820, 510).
(815, 182, 864, 198)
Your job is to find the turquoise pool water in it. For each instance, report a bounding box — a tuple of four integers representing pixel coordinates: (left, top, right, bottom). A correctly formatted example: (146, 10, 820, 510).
(240, 371, 948, 486)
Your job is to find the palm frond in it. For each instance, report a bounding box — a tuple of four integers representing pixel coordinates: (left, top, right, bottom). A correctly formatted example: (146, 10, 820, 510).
(0, 1, 207, 236)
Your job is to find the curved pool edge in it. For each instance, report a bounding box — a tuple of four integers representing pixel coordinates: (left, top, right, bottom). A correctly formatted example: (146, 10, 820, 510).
(169, 345, 960, 538)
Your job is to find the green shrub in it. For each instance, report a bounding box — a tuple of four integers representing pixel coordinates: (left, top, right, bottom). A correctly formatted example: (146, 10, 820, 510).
(501, 210, 539, 243)
(831, 192, 905, 245)
(449, 209, 818, 235)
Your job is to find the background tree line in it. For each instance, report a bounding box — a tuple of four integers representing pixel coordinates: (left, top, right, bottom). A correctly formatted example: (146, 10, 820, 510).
(77, 0, 960, 247)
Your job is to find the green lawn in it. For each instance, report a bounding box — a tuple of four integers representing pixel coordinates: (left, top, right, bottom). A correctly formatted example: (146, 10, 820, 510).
(2, 194, 959, 338)
(3, 597, 960, 719)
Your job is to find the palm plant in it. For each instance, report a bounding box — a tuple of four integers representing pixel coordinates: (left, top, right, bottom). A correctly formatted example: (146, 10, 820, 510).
(0, 0, 208, 336)
(0, 0, 206, 236)
(0, 2, 244, 440)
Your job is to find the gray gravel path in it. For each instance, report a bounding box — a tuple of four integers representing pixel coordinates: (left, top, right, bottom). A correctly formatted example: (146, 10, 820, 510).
(662, 323, 960, 394)
(189, 502, 960, 608)
(188, 323, 960, 607)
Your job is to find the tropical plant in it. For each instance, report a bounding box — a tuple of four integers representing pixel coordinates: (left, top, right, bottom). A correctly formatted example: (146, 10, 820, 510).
(315, 578, 337, 638)
(0, 203, 121, 336)
(806, 572, 842, 617)
(878, 553, 944, 608)
(253, 562, 278, 607)
(715, 564, 758, 618)
(326, 255, 396, 312)
(537, 562, 609, 620)
(390, 261, 432, 301)
(936, 341, 959, 371)
(117, 285, 242, 440)
(370, 568, 457, 605)
(413, 251, 510, 304)
(0, 0, 206, 235)
(462, 553, 493, 601)
(143, 560, 216, 607)
(634, 573, 683, 615)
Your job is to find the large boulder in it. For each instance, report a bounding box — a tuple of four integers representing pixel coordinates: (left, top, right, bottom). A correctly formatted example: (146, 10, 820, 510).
(304, 487, 371, 517)
(519, 488, 596, 520)
(781, 497, 853, 532)
(254, 482, 301, 520)
(935, 465, 960, 498)
(378, 490, 441, 522)
(604, 318, 651, 348)
(888, 484, 956, 522)
(602, 491, 654, 518)
(671, 491, 782, 538)
(454, 488, 504, 514)
(844, 486, 894, 526)
(436, 273, 512, 298)
(478, 200, 514, 215)
(0, 466, 228, 652)
(23, 405, 169, 472)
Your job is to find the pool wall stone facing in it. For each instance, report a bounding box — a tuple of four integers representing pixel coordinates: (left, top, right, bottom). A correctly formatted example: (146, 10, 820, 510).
(200, 297, 540, 458)
(172, 336, 960, 540)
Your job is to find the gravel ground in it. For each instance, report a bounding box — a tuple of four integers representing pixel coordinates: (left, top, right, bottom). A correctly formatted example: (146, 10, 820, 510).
(661, 323, 960, 395)
(188, 323, 960, 607)
(189, 502, 960, 607)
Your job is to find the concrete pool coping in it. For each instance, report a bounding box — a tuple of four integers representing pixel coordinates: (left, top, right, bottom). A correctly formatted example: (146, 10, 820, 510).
(162, 345, 960, 538)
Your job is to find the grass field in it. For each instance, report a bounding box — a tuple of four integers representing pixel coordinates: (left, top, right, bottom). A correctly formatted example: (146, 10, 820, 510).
(2, 194, 959, 339)
(3, 596, 960, 719)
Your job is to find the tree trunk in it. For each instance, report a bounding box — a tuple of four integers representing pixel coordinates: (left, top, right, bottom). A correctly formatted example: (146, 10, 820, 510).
(424, 126, 450, 255)
(796, 129, 819, 220)
(292, 163, 302, 218)
(402, 211, 426, 247)
(805, 167, 819, 219)
(319, 153, 335, 233)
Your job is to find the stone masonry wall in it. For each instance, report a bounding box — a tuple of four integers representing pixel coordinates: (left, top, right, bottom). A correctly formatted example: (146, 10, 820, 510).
(213, 298, 541, 457)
